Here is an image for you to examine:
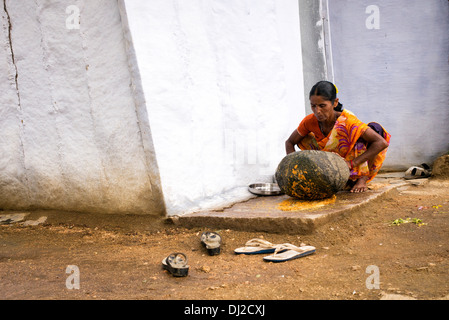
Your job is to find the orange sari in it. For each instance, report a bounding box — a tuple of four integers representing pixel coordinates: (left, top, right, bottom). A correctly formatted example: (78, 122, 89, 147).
(297, 109, 390, 183)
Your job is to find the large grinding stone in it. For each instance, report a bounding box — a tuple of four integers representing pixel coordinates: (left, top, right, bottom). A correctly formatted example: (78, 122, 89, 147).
(275, 150, 350, 200)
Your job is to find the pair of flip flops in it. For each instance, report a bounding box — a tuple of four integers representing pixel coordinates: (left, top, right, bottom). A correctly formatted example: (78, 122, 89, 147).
(234, 238, 316, 262)
(405, 164, 431, 180)
(162, 232, 222, 277)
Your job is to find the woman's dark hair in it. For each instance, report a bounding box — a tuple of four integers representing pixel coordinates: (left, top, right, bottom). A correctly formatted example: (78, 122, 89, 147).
(309, 81, 343, 111)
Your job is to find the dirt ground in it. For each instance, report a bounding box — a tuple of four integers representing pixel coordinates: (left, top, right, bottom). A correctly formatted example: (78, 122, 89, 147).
(1, 178, 448, 301)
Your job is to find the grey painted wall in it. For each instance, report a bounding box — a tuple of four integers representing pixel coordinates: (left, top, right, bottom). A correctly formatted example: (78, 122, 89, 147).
(328, 0, 449, 170)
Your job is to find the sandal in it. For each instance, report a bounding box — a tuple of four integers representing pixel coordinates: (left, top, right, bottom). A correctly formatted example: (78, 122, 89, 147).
(405, 164, 431, 180)
(263, 243, 316, 262)
(234, 238, 287, 255)
(200, 232, 222, 256)
(162, 252, 189, 277)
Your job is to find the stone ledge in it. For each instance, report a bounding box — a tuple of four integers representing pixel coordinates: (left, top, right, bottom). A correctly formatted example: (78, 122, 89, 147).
(174, 181, 406, 234)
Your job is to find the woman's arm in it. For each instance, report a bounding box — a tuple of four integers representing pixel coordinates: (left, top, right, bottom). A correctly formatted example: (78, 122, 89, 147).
(351, 127, 389, 168)
(285, 130, 305, 154)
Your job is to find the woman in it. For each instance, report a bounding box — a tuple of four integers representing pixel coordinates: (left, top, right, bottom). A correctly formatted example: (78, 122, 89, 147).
(285, 81, 391, 193)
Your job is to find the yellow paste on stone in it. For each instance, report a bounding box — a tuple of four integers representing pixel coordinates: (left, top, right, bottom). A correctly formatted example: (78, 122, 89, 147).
(278, 195, 337, 211)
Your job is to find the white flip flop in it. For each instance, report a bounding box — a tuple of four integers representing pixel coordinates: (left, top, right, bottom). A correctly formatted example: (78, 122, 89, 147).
(263, 243, 316, 262)
(405, 164, 431, 180)
(234, 238, 287, 255)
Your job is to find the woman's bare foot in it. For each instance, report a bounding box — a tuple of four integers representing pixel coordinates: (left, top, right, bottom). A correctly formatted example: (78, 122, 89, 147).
(351, 176, 369, 193)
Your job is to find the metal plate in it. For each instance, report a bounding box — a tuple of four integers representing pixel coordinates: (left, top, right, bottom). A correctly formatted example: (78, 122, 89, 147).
(248, 183, 283, 196)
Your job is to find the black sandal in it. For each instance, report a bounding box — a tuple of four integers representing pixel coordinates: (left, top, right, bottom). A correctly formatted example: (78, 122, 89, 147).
(200, 232, 222, 256)
(162, 252, 189, 277)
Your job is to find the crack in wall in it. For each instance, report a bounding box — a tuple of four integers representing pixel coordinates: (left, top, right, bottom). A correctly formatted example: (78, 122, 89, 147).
(3, 0, 31, 202)
(3, 0, 21, 106)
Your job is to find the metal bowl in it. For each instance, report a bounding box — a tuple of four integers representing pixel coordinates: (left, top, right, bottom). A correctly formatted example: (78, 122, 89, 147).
(248, 183, 283, 196)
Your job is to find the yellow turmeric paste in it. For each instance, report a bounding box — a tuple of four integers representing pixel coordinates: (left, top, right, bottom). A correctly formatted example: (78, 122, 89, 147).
(278, 195, 337, 211)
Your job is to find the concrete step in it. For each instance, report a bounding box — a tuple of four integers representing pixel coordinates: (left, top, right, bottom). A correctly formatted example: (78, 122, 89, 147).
(172, 179, 406, 234)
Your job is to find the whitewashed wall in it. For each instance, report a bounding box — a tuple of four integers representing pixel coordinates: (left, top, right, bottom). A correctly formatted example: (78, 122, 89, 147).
(6, 0, 445, 217)
(0, 0, 165, 215)
(328, 0, 449, 170)
(122, 0, 305, 216)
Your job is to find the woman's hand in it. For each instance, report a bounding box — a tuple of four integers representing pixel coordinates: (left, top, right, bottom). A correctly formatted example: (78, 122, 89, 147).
(355, 128, 389, 166)
(285, 130, 304, 154)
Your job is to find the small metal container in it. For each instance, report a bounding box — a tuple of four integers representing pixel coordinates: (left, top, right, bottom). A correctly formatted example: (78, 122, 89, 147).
(248, 183, 283, 196)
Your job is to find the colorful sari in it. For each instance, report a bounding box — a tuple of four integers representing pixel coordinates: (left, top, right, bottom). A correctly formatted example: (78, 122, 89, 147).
(297, 109, 391, 183)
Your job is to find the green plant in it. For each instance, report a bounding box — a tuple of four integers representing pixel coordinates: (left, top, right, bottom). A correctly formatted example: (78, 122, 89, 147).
(390, 217, 426, 227)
